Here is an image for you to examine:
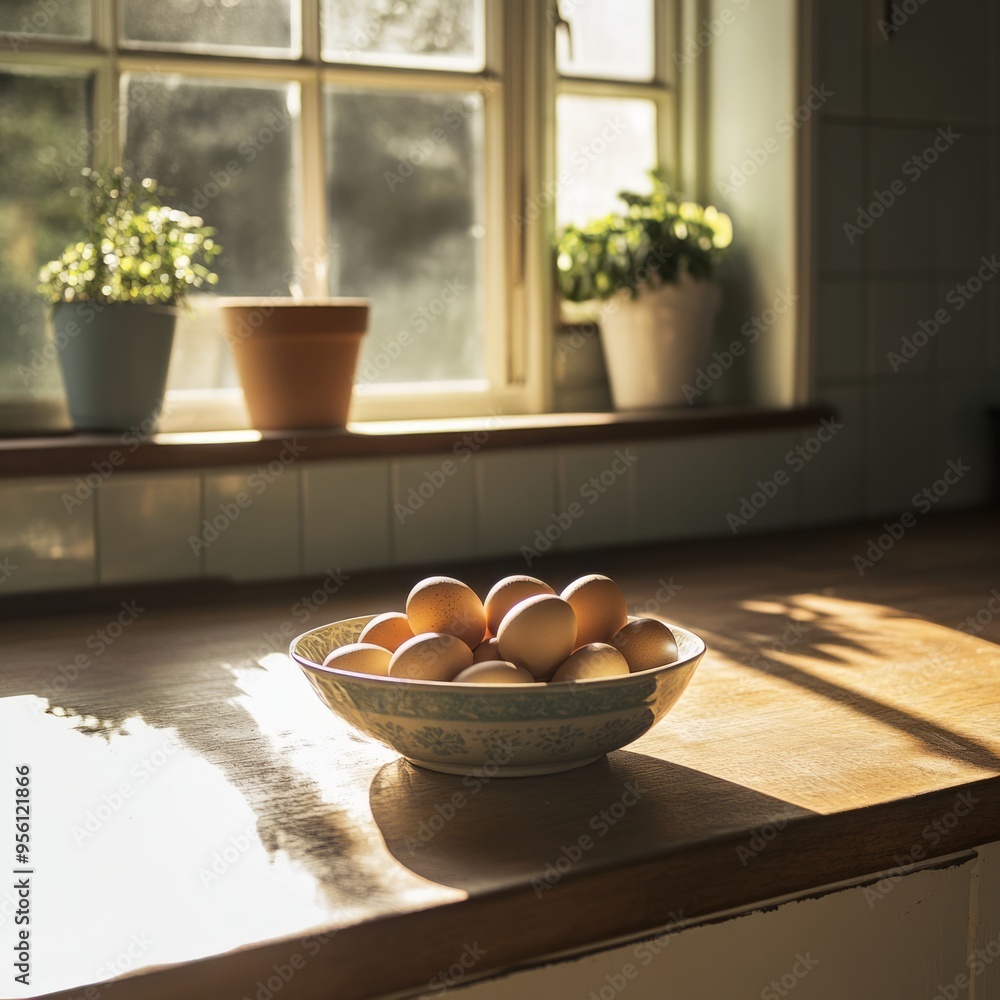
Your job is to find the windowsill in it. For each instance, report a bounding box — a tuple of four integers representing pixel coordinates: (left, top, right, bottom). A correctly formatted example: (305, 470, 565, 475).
(0, 405, 834, 478)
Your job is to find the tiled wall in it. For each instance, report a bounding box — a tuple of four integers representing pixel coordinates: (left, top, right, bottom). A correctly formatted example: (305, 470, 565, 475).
(0, 429, 843, 592)
(814, 0, 999, 516)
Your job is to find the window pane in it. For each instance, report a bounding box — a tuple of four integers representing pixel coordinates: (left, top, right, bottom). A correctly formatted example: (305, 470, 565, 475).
(0, 71, 90, 399)
(556, 95, 657, 226)
(325, 87, 485, 385)
(122, 0, 297, 57)
(557, 0, 654, 81)
(123, 75, 300, 389)
(0, 1, 91, 42)
(323, 0, 483, 71)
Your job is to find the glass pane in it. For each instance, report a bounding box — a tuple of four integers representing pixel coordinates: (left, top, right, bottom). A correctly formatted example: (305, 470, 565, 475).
(122, 0, 297, 57)
(123, 75, 300, 389)
(323, 0, 483, 70)
(0, 71, 91, 399)
(557, 0, 654, 81)
(325, 87, 485, 385)
(0, 1, 90, 42)
(556, 95, 658, 226)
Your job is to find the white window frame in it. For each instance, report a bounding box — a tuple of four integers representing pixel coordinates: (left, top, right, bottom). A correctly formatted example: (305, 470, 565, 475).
(0, 0, 677, 430)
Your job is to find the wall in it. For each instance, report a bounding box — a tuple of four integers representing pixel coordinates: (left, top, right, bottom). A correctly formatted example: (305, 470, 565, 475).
(811, 0, 999, 520)
(0, 0, 996, 595)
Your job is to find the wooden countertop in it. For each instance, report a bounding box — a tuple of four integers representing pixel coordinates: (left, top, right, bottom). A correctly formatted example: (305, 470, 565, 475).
(6, 512, 1000, 999)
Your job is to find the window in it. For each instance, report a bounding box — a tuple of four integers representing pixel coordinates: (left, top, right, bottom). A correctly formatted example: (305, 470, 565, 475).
(0, 1, 674, 429)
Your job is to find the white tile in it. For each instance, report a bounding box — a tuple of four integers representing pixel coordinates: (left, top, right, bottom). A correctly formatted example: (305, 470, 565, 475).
(391, 452, 476, 566)
(97, 472, 201, 584)
(932, 376, 992, 509)
(0, 478, 96, 593)
(202, 464, 301, 581)
(556, 443, 637, 551)
(870, 1, 991, 123)
(815, 279, 866, 383)
(633, 432, 799, 542)
(864, 379, 934, 516)
(475, 449, 557, 558)
(934, 279, 992, 374)
(817, 124, 865, 274)
(866, 126, 937, 275)
(800, 387, 865, 525)
(817, 0, 864, 116)
(932, 132, 991, 273)
(302, 460, 390, 573)
(869, 279, 934, 376)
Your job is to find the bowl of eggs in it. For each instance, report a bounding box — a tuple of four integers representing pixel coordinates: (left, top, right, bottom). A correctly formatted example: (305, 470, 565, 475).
(290, 574, 706, 777)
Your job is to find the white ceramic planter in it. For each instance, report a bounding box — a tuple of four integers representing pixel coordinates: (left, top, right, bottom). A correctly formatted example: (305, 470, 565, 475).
(598, 272, 721, 409)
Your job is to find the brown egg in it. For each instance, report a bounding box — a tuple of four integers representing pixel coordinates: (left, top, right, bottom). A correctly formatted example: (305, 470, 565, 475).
(453, 661, 535, 684)
(497, 594, 577, 680)
(551, 643, 629, 682)
(406, 576, 487, 649)
(483, 575, 555, 636)
(389, 632, 474, 682)
(323, 643, 391, 676)
(358, 612, 415, 653)
(561, 574, 628, 646)
(611, 618, 679, 672)
(472, 636, 501, 662)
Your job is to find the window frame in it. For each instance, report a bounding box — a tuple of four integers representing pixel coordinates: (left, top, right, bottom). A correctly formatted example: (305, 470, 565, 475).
(0, 0, 677, 430)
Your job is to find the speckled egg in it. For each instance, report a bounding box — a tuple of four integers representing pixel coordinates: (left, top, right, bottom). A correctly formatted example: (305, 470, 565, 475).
(406, 576, 487, 650)
(483, 575, 555, 636)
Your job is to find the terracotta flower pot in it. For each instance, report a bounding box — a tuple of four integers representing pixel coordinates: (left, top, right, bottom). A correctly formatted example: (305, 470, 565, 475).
(220, 298, 369, 430)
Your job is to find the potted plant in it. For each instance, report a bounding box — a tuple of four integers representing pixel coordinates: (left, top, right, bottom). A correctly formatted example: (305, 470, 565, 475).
(219, 298, 370, 431)
(38, 168, 221, 432)
(554, 170, 733, 409)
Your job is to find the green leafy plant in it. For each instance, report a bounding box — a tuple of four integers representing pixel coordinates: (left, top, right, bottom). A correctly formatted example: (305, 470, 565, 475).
(554, 170, 733, 303)
(38, 167, 221, 307)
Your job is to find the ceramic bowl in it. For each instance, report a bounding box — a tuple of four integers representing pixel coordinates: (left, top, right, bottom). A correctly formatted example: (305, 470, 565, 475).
(290, 616, 706, 777)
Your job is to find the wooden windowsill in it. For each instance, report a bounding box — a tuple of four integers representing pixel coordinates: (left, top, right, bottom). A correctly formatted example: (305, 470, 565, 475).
(0, 405, 833, 478)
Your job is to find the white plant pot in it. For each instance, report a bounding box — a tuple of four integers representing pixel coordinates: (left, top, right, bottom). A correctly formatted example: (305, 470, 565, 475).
(599, 273, 721, 409)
